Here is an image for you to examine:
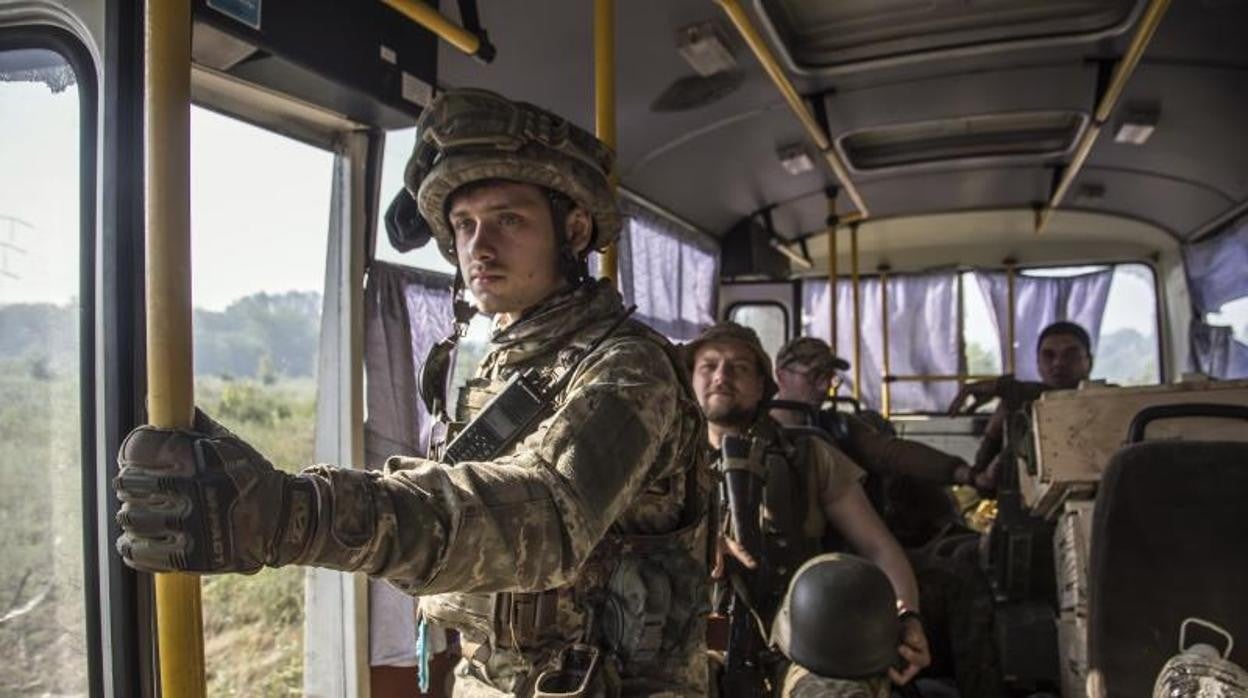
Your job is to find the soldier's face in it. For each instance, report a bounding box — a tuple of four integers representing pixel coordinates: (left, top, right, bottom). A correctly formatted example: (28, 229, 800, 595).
(1036, 333, 1092, 390)
(692, 341, 765, 427)
(449, 181, 589, 316)
(775, 362, 831, 405)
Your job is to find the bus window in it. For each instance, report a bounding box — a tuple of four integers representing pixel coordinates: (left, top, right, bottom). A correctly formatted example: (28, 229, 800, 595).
(976, 263, 1161, 387)
(1095, 263, 1160, 385)
(374, 126, 454, 274)
(962, 271, 1003, 377)
(0, 46, 88, 695)
(189, 106, 334, 695)
(729, 302, 788, 361)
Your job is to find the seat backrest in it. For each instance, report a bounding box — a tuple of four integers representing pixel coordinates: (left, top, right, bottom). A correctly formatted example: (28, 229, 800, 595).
(1087, 439, 1248, 697)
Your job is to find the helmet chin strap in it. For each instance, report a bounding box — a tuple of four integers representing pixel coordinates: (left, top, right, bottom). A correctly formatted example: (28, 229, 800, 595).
(546, 188, 592, 286)
(419, 272, 478, 426)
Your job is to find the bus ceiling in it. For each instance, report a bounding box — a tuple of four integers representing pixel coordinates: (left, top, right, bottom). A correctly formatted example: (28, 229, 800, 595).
(186, 1, 1248, 266)
(431, 0, 1247, 254)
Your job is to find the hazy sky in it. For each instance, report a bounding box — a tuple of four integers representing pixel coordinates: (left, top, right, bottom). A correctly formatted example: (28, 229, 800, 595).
(0, 77, 80, 305)
(0, 66, 1242, 349)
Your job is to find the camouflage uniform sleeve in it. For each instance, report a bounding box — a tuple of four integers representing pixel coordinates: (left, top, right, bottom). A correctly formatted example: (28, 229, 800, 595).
(299, 336, 684, 595)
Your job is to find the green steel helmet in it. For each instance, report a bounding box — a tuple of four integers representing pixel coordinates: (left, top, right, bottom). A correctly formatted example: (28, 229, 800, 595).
(771, 553, 900, 680)
(684, 321, 779, 401)
(405, 88, 623, 265)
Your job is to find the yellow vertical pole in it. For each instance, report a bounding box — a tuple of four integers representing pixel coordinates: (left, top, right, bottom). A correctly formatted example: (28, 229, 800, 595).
(827, 195, 838, 356)
(146, 0, 206, 696)
(879, 265, 891, 418)
(850, 223, 861, 401)
(956, 271, 967, 391)
(594, 0, 619, 284)
(1006, 262, 1017, 374)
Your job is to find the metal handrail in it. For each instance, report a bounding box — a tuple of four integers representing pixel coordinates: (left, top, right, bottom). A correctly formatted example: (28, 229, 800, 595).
(1036, 0, 1171, 232)
(595, 0, 619, 283)
(146, 0, 205, 694)
(381, 0, 496, 62)
(714, 0, 869, 219)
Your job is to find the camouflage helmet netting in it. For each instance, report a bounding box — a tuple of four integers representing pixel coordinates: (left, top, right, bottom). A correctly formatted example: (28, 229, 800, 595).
(405, 88, 623, 266)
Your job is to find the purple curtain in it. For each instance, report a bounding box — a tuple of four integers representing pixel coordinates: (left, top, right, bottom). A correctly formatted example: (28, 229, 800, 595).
(887, 273, 960, 411)
(802, 271, 959, 412)
(803, 277, 881, 408)
(974, 269, 1112, 382)
(1191, 320, 1248, 379)
(364, 261, 455, 465)
(363, 261, 454, 667)
(619, 201, 719, 341)
(1185, 216, 1248, 379)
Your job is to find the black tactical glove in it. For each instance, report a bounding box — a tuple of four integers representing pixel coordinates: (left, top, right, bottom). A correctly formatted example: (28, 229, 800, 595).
(114, 409, 317, 574)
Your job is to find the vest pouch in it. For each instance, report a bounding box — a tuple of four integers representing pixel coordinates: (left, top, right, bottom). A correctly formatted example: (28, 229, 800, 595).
(599, 535, 708, 673)
(600, 558, 670, 665)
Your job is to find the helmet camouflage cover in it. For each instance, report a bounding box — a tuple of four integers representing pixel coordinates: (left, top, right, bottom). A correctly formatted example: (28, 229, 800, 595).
(405, 88, 623, 265)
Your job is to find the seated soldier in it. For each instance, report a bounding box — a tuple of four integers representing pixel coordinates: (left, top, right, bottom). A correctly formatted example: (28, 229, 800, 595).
(772, 337, 1004, 698)
(770, 336, 987, 492)
(687, 322, 930, 695)
(947, 321, 1095, 494)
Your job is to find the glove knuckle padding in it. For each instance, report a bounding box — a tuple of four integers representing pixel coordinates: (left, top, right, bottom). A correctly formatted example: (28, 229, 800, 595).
(116, 498, 188, 535)
(119, 425, 200, 477)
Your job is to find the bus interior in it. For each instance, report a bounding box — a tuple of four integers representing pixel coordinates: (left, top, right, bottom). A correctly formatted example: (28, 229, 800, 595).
(2, 0, 1247, 696)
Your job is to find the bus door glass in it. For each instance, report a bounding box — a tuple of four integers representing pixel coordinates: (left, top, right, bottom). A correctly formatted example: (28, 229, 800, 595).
(189, 105, 334, 695)
(0, 43, 89, 695)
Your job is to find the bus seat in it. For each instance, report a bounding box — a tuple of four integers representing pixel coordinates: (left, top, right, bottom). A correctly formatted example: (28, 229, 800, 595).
(1087, 436, 1248, 697)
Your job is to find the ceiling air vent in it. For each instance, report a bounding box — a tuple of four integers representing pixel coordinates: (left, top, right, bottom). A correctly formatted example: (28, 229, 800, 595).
(756, 0, 1141, 74)
(837, 112, 1085, 173)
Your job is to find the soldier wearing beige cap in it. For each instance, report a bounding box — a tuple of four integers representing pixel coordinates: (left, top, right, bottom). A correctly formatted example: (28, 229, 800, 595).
(772, 336, 981, 489)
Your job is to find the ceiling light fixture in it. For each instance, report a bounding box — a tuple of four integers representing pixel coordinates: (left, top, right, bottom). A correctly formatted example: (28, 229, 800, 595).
(1113, 106, 1159, 145)
(777, 144, 815, 175)
(677, 21, 737, 77)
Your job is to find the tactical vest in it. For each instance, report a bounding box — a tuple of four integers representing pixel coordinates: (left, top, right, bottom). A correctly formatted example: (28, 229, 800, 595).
(420, 320, 709, 694)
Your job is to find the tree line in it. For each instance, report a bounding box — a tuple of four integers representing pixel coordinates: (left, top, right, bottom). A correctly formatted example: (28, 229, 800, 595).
(0, 290, 322, 380)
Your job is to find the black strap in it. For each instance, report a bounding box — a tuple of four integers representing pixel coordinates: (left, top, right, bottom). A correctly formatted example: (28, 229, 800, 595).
(457, 0, 482, 34)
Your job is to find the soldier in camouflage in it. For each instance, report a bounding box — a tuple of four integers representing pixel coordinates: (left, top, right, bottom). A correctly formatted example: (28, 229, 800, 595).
(687, 323, 929, 695)
(113, 89, 709, 697)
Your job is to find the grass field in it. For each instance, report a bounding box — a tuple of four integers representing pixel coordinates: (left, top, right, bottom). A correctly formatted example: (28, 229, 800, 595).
(0, 366, 315, 696)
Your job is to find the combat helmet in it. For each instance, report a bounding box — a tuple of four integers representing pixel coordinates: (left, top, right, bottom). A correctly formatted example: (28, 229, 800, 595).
(400, 88, 622, 265)
(771, 553, 900, 679)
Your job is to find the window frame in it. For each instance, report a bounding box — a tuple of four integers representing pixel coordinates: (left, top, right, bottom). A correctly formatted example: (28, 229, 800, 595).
(0, 23, 100, 696)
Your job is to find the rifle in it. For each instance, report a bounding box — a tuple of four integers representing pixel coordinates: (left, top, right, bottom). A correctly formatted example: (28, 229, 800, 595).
(718, 434, 771, 698)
